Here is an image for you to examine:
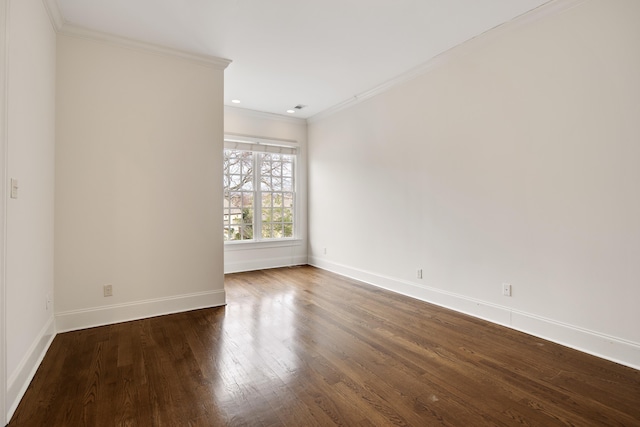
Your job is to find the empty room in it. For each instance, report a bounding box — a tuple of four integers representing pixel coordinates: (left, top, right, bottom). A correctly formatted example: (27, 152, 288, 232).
(1, 0, 639, 425)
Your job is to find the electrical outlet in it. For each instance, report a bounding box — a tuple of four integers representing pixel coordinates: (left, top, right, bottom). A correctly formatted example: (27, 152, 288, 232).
(103, 284, 113, 297)
(502, 283, 512, 297)
(417, 269, 423, 279)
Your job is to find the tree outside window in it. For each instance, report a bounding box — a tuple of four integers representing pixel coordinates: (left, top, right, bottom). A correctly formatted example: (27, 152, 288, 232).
(224, 149, 295, 242)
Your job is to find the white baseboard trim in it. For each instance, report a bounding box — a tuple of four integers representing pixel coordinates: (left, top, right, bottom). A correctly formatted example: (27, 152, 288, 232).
(7, 315, 56, 421)
(309, 257, 640, 371)
(55, 289, 226, 333)
(225, 255, 308, 274)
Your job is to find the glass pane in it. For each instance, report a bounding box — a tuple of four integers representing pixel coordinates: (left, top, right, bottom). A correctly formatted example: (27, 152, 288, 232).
(241, 208, 253, 225)
(272, 160, 282, 176)
(272, 178, 282, 191)
(261, 159, 272, 175)
(262, 224, 272, 239)
(283, 223, 293, 238)
(261, 208, 271, 221)
(283, 208, 293, 222)
(241, 225, 253, 240)
(282, 177, 293, 191)
(241, 155, 253, 175)
(229, 192, 242, 208)
(228, 174, 242, 190)
(262, 193, 272, 207)
(283, 193, 294, 208)
(227, 161, 241, 175)
(282, 161, 293, 177)
(262, 179, 270, 191)
(224, 224, 242, 240)
(241, 178, 253, 191)
(273, 223, 283, 238)
(273, 208, 283, 221)
(272, 193, 283, 207)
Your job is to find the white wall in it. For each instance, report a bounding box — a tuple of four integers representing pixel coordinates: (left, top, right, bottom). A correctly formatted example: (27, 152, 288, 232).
(4, 0, 57, 420)
(308, 0, 640, 369)
(55, 34, 228, 331)
(0, 2, 7, 422)
(223, 107, 308, 273)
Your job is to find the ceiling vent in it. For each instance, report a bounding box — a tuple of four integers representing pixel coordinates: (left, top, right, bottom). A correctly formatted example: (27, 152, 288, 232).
(294, 104, 306, 110)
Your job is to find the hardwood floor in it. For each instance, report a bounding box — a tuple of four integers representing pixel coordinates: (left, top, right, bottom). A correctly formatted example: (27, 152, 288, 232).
(9, 266, 640, 426)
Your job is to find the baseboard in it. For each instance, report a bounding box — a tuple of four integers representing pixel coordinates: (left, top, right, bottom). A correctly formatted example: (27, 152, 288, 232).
(55, 289, 226, 333)
(6, 316, 56, 421)
(509, 312, 640, 371)
(224, 255, 308, 274)
(309, 256, 640, 371)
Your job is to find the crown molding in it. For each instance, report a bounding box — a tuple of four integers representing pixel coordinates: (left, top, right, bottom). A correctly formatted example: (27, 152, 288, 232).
(59, 24, 231, 70)
(42, 0, 63, 31)
(224, 105, 307, 125)
(42, 0, 230, 70)
(308, 0, 589, 124)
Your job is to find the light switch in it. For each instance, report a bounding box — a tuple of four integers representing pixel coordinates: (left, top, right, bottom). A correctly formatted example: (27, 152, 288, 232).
(10, 178, 18, 199)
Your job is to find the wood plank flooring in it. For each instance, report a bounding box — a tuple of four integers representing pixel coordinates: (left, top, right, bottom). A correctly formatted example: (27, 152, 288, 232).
(9, 266, 640, 426)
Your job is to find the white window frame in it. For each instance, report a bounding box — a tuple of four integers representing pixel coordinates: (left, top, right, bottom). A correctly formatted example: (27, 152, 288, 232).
(223, 134, 298, 245)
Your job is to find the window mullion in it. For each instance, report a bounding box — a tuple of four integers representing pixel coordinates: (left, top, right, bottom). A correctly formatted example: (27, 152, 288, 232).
(254, 153, 262, 241)
(292, 155, 296, 239)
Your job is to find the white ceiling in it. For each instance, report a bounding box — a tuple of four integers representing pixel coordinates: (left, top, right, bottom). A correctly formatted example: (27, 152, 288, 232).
(56, 0, 550, 119)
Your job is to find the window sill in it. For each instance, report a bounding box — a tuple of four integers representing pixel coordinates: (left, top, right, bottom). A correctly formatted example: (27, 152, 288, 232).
(224, 238, 304, 251)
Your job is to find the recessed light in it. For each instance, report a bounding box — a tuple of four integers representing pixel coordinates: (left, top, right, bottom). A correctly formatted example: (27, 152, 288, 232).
(231, 99, 241, 104)
(286, 109, 295, 114)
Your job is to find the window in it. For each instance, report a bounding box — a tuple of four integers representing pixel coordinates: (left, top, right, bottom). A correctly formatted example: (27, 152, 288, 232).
(223, 137, 296, 242)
